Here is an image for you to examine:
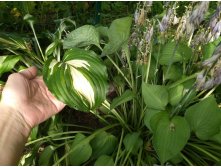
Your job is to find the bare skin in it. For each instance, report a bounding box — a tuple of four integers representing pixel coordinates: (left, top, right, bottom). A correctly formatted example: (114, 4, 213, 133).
(0, 67, 65, 165)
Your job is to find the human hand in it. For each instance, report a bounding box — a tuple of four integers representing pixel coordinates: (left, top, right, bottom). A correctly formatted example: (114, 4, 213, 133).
(0, 66, 65, 128)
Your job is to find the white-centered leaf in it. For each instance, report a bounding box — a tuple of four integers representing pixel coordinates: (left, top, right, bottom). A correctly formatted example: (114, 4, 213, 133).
(43, 48, 108, 112)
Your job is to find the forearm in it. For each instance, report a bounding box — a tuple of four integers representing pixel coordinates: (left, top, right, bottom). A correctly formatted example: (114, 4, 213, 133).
(0, 104, 31, 165)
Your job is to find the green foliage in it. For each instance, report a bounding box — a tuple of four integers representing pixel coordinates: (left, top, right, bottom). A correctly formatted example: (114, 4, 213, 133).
(94, 155, 115, 166)
(144, 109, 162, 131)
(152, 112, 190, 164)
(142, 83, 168, 110)
(169, 84, 184, 106)
(63, 25, 101, 49)
(159, 42, 192, 65)
(0, 55, 20, 77)
(123, 132, 143, 155)
(110, 90, 135, 110)
(103, 17, 132, 55)
(202, 37, 221, 60)
(68, 133, 92, 165)
(1, 1, 221, 166)
(185, 96, 221, 140)
(43, 48, 108, 111)
(38, 145, 55, 165)
(90, 131, 118, 158)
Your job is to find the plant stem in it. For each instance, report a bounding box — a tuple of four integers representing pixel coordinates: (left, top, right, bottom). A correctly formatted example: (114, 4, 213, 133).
(114, 128, 124, 165)
(90, 110, 110, 125)
(123, 44, 134, 88)
(145, 44, 152, 83)
(188, 143, 220, 162)
(106, 54, 132, 88)
(30, 24, 45, 61)
(181, 153, 194, 166)
(103, 100, 131, 132)
(168, 73, 197, 89)
(26, 131, 91, 146)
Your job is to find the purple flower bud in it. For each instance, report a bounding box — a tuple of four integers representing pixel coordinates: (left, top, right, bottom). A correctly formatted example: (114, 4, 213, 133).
(145, 26, 153, 43)
(134, 10, 139, 24)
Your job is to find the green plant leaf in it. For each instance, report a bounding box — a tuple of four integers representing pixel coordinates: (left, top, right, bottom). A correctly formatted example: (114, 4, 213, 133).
(90, 131, 118, 158)
(159, 42, 192, 65)
(202, 37, 221, 60)
(185, 96, 221, 140)
(123, 132, 143, 154)
(29, 126, 38, 141)
(163, 64, 183, 81)
(68, 133, 92, 165)
(150, 111, 168, 132)
(38, 145, 55, 165)
(142, 83, 168, 110)
(63, 25, 101, 49)
(45, 40, 60, 57)
(152, 113, 190, 164)
(103, 17, 132, 55)
(110, 89, 135, 110)
(169, 84, 184, 106)
(0, 55, 21, 77)
(94, 155, 114, 166)
(96, 26, 109, 39)
(210, 127, 221, 144)
(144, 109, 162, 131)
(43, 48, 108, 112)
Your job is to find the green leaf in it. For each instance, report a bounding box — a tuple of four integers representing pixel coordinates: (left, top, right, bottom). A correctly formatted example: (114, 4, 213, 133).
(94, 155, 114, 166)
(0, 55, 20, 77)
(43, 48, 108, 112)
(38, 145, 55, 165)
(202, 37, 221, 60)
(150, 111, 168, 132)
(152, 113, 190, 164)
(123, 132, 143, 154)
(29, 126, 38, 141)
(159, 42, 192, 65)
(103, 17, 132, 55)
(63, 25, 101, 49)
(68, 133, 92, 165)
(45, 40, 60, 57)
(142, 82, 169, 110)
(185, 96, 221, 140)
(169, 84, 184, 106)
(23, 14, 35, 25)
(163, 64, 183, 81)
(144, 109, 162, 131)
(96, 26, 109, 39)
(90, 131, 118, 158)
(210, 127, 221, 144)
(110, 90, 135, 110)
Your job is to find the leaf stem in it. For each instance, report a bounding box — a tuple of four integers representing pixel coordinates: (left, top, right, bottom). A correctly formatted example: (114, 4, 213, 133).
(106, 54, 132, 88)
(181, 153, 194, 166)
(114, 128, 124, 165)
(30, 24, 45, 61)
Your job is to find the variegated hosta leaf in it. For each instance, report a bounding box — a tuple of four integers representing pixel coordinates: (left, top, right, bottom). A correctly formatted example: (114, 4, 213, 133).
(43, 48, 108, 112)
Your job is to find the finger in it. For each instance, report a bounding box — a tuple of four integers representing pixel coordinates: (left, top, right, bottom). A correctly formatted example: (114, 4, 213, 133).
(19, 66, 38, 79)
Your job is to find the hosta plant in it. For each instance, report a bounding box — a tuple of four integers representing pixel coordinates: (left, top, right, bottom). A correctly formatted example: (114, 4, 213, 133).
(1, 1, 221, 166)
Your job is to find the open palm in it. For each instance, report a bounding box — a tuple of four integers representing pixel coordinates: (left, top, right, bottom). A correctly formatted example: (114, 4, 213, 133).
(1, 67, 65, 128)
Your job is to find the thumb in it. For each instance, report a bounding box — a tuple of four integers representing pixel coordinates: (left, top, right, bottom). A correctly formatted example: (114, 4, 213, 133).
(19, 66, 38, 79)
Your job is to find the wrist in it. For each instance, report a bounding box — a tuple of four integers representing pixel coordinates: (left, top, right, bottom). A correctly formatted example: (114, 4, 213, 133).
(0, 103, 31, 137)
